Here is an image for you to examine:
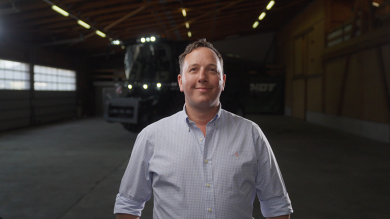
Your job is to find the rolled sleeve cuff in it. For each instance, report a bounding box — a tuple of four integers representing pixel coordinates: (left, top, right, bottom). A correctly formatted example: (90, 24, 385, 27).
(114, 193, 145, 216)
(260, 193, 293, 218)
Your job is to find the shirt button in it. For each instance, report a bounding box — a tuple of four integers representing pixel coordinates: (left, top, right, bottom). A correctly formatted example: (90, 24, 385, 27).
(199, 138, 203, 141)
(206, 183, 210, 188)
(205, 159, 208, 163)
(208, 208, 212, 212)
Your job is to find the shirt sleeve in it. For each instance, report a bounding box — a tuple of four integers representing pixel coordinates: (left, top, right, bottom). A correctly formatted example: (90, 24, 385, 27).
(114, 128, 154, 216)
(252, 123, 293, 218)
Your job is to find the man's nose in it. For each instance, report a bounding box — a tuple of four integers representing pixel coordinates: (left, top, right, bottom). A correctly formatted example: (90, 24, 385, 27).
(198, 68, 207, 82)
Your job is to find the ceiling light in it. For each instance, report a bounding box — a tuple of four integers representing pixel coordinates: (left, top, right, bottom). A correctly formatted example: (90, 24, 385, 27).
(143, 84, 148, 89)
(95, 30, 106, 38)
(141, 37, 146, 43)
(266, 1, 275, 10)
(128, 84, 132, 89)
(157, 83, 162, 88)
(372, 2, 379, 7)
(259, 12, 266, 20)
(111, 40, 121, 45)
(151, 36, 156, 42)
(77, 20, 90, 29)
(121, 46, 125, 49)
(252, 21, 259, 28)
(188, 31, 192, 37)
(146, 37, 150, 42)
(185, 22, 190, 29)
(52, 5, 69, 17)
(182, 9, 187, 17)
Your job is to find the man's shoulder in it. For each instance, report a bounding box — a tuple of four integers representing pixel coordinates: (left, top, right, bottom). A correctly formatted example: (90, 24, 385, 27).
(221, 109, 258, 128)
(143, 110, 184, 132)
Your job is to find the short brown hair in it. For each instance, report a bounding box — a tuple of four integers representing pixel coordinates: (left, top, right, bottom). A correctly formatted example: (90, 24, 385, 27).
(178, 38, 223, 74)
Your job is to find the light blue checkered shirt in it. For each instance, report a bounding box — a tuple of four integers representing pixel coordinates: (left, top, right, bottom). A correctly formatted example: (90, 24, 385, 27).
(114, 105, 293, 218)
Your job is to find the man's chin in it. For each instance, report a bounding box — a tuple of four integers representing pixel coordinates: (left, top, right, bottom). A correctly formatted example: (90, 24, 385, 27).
(188, 100, 219, 109)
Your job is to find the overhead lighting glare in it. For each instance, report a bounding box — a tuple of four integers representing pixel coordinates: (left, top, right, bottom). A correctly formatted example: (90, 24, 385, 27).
(259, 12, 266, 20)
(77, 20, 90, 29)
(128, 84, 132, 89)
(372, 2, 379, 7)
(146, 37, 150, 42)
(151, 36, 156, 42)
(111, 40, 121, 45)
(141, 37, 146, 43)
(51, 5, 69, 17)
(143, 84, 148, 89)
(95, 30, 106, 38)
(157, 83, 162, 88)
(182, 9, 187, 17)
(266, 1, 275, 10)
(252, 21, 259, 28)
(185, 22, 190, 29)
(188, 31, 192, 37)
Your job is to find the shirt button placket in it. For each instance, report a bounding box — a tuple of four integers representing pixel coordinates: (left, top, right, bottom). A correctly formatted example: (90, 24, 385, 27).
(204, 150, 215, 218)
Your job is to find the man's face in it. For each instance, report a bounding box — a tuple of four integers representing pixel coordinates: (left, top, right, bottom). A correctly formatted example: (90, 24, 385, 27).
(178, 47, 226, 110)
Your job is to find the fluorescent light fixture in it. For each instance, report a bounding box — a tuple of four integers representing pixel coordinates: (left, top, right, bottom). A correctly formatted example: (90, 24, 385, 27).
(77, 20, 90, 29)
(141, 38, 146, 43)
(128, 84, 132, 89)
(182, 9, 187, 17)
(259, 12, 266, 20)
(185, 22, 190, 29)
(150, 36, 156, 42)
(95, 30, 106, 38)
(188, 31, 192, 37)
(252, 21, 259, 28)
(146, 37, 150, 42)
(157, 83, 162, 88)
(266, 1, 275, 10)
(143, 84, 148, 89)
(372, 2, 379, 7)
(52, 5, 69, 17)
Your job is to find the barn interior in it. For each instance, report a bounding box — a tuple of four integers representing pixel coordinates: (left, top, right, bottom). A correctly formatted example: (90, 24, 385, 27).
(0, 0, 389, 218)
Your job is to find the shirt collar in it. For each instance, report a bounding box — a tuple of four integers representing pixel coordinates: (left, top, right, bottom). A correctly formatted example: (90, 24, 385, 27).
(182, 104, 222, 124)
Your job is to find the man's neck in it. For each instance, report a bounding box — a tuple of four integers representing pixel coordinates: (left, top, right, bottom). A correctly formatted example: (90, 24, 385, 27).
(186, 103, 219, 126)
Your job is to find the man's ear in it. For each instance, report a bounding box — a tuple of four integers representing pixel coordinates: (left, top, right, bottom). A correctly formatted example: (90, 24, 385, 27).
(222, 74, 226, 91)
(178, 74, 183, 92)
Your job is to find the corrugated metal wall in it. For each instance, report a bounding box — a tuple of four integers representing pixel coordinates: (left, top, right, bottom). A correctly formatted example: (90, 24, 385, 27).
(0, 90, 31, 131)
(0, 40, 77, 132)
(34, 91, 76, 125)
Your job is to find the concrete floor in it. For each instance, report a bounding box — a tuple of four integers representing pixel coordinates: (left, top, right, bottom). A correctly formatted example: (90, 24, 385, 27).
(0, 115, 389, 219)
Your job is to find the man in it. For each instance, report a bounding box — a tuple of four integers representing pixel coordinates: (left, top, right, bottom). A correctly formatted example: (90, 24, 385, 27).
(114, 39, 293, 219)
